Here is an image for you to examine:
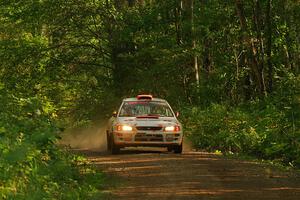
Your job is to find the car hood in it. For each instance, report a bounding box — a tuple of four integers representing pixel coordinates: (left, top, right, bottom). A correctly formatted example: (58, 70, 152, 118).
(116, 117, 180, 127)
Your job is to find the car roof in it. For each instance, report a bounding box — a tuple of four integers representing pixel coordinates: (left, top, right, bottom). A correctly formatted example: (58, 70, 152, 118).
(123, 97, 167, 103)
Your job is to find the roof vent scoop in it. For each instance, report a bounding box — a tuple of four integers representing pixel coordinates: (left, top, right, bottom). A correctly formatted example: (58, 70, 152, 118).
(137, 94, 153, 100)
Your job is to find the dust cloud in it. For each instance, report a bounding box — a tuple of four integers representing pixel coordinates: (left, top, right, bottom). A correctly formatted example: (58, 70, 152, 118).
(59, 120, 108, 151)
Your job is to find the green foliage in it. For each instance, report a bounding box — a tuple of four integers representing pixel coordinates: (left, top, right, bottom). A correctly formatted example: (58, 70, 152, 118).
(0, 1, 107, 196)
(0, 89, 103, 199)
(183, 76, 300, 167)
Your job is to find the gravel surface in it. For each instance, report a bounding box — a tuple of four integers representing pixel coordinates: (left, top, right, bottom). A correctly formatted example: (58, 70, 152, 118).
(78, 147, 300, 200)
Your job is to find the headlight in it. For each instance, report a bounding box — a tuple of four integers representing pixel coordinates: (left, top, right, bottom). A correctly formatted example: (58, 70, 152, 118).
(116, 125, 133, 131)
(164, 125, 180, 132)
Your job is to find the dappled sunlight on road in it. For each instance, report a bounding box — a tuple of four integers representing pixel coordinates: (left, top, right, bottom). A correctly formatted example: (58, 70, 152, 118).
(77, 148, 300, 200)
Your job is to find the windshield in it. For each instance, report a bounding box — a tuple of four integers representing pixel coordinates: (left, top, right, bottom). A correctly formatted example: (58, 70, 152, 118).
(119, 101, 174, 117)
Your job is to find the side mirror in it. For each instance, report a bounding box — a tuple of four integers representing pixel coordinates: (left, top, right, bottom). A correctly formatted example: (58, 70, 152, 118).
(112, 111, 117, 117)
(175, 112, 179, 118)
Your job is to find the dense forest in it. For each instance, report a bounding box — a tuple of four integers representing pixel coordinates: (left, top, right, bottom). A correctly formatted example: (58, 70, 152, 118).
(0, 0, 299, 198)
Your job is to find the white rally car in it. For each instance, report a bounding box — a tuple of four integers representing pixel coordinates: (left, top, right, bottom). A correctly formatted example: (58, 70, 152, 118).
(106, 95, 183, 154)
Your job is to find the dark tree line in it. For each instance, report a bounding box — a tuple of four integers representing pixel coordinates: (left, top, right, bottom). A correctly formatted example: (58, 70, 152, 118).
(2, 0, 299, 108)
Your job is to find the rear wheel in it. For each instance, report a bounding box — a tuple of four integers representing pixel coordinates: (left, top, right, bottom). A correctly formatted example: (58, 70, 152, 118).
(174, 143, 183, 154)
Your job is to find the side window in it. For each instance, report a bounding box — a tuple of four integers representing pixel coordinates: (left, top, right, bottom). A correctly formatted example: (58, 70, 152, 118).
(166, 107, 173, 116)
(119, 103, 133, 116)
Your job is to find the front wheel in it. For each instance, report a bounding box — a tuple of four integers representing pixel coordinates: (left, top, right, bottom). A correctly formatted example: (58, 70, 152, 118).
(167, 146, 173, 152)
(106, 131, 111, 151)
(174, 143, 183, 154)
(110, 135, 120, 154)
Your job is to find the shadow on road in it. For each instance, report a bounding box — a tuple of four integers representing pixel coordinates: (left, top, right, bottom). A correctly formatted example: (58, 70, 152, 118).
(72, 147, 169, 157)
(73, 147, 300, 200)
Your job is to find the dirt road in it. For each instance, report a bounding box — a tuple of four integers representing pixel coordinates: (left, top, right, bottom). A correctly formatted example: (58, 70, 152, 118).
(62, 125, 300, 199)
(79, 147, 300, 200)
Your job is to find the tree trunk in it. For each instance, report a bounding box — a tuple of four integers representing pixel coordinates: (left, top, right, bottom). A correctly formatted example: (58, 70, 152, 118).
(252, 0, 266, 96)
(235, 0, 266, 97)
(188, 0, 199, 86)
(266, 0, 273, 93)
(174, 0, 183, 45)
(203, 39, 212, 77)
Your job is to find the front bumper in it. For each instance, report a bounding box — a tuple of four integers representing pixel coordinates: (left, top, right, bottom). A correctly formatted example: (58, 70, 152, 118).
(113, 131, 183, 147)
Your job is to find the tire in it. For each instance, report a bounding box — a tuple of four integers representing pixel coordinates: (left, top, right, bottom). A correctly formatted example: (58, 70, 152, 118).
(110, 135, 120, 154)
(106, 131, 111, 151)
(174, 143, 183, 154)
(167, 146, 173, 152)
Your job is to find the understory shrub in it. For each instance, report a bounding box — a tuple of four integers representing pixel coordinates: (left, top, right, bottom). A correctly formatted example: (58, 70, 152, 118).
(182, 76, 300, 167)
(0, 92, 104, 199)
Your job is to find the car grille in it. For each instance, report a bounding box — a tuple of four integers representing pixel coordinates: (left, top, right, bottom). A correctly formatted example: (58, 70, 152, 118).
(135, 133, 163, 142)
(136, 126, 162, 131)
